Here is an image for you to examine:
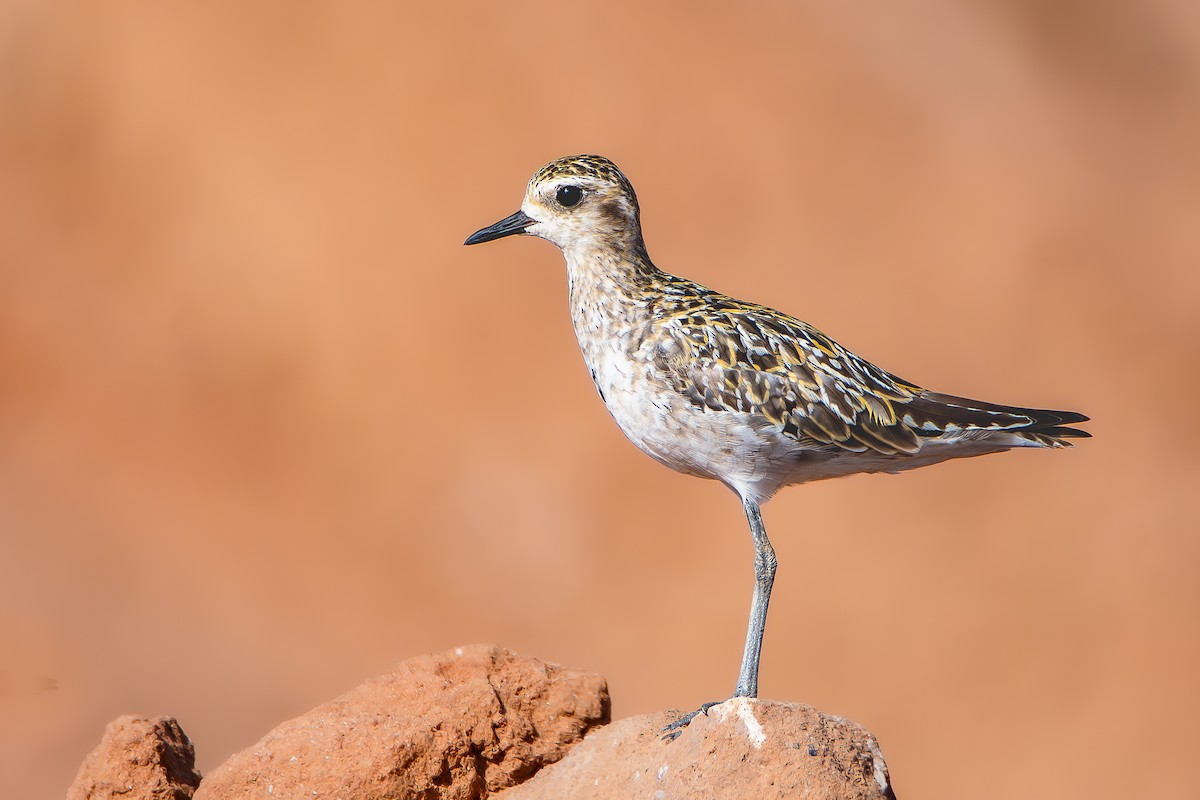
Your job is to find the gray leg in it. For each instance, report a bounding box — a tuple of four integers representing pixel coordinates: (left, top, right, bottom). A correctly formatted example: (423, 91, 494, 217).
(735, 496, 776, 698)
(662, 495, 777, 740)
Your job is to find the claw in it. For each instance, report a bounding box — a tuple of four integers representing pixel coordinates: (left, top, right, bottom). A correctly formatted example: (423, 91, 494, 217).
(660, 700, 724, 741)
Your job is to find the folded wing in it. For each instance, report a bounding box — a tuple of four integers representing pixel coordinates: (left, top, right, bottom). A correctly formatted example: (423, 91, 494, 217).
(663, 300, 1090, 455)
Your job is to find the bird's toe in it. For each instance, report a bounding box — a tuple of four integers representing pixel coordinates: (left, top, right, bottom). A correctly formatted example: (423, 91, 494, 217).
(660, 700, 725, 741)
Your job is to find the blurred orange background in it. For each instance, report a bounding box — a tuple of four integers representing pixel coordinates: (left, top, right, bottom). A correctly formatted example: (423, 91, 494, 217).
(2, 2, 1197, 798)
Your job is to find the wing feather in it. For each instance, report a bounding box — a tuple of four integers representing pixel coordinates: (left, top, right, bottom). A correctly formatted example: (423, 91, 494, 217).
(657, 291, 1088, 454)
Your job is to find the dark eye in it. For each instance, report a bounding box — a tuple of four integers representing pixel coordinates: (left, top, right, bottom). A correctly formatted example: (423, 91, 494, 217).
(556, 185, 583, 207)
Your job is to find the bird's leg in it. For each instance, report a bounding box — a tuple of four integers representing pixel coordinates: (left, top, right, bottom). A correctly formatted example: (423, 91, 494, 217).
(662, 496, 776, 740)
(736, 496, 775, 699)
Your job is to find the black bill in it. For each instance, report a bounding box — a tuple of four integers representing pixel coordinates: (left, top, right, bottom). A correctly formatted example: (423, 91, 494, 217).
(464, 210, 536, 246)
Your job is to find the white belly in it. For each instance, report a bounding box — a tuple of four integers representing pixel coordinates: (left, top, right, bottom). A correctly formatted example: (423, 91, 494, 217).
(580, 334, 807, 503)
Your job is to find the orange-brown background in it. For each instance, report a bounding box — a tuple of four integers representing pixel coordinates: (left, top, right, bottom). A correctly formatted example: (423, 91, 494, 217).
(2, 2, 1197, 797)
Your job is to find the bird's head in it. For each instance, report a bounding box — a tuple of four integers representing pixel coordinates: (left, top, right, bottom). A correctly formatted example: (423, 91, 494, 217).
(465, 155, 644, 255)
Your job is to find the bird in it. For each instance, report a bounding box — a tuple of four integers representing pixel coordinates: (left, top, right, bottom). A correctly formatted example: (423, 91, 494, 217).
(464, 154, 1089, 736)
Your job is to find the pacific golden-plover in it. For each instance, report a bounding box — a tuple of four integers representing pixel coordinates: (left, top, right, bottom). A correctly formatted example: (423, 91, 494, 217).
(464, 154, 1089, 736)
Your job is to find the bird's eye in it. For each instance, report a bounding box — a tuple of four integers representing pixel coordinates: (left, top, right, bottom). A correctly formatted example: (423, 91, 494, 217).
(556, 185, 583, 207)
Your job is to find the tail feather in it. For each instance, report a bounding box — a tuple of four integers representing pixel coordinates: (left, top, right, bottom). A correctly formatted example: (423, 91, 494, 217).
(905, 390, 1090, 445)
(1035, 425, 1092, 439)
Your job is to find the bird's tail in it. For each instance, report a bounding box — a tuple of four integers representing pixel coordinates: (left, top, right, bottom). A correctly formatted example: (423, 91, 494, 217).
(905, 391, 1091, 447)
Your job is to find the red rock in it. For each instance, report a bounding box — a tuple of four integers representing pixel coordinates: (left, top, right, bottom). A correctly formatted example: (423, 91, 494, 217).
(67, 651, 894, 799)
(68, 715, 201, 800)
(493, 698, 894, 800)
(192, 644, 610, 800)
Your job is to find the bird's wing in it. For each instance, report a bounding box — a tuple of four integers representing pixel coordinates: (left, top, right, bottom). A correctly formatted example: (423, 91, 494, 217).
(658, 297, 1082, 455)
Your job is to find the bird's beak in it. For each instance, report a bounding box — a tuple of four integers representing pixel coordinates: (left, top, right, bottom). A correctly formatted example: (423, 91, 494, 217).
(464, 210, 536, 246)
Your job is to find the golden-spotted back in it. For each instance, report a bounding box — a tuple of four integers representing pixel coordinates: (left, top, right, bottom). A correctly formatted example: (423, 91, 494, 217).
(648, 279, 1089, 458)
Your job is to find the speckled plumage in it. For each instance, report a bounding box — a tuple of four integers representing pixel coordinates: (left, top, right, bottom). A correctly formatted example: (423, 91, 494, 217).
(465, 154, 1089, 729)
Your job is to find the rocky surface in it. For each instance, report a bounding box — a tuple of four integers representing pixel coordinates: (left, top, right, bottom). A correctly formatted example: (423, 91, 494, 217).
(495, 699, 894, 800)
(192, 644, 610, 799)
(69, 648, 893, 799)
(68, 715, 201, 800)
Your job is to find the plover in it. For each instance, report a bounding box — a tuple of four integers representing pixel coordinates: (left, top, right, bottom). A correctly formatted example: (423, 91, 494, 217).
(464, 154, 1089, 735)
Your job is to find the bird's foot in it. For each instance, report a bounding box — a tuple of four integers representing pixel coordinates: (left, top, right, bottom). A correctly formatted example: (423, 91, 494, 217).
(660, 700, 725, 741)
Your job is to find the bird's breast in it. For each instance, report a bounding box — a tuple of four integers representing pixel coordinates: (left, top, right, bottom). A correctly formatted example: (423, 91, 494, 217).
(565, 271, 809, 501)
(570, 309, 790, 493)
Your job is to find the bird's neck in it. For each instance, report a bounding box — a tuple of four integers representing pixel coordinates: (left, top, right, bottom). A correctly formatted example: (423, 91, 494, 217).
(563, 242, 664, 357)
(565, 241, 661, 310)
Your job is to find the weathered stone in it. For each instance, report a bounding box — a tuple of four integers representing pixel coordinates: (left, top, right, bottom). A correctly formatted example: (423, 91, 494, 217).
(68, 715, 201, 800)
(192, 644, 610, 800)
(493, 699, 894, 800)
